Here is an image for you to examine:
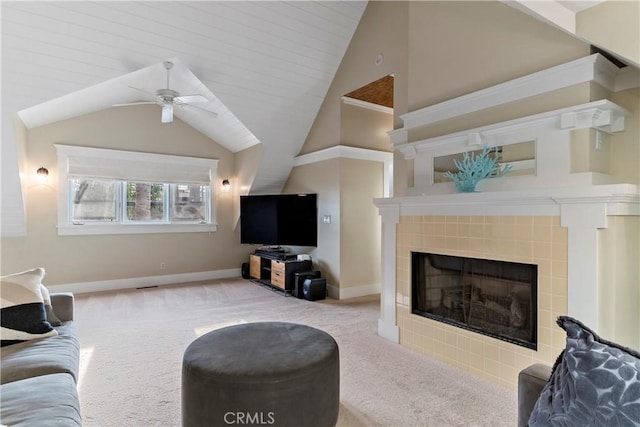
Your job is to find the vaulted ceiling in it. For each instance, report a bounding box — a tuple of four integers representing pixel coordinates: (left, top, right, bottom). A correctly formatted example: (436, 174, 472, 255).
(1, 0, 625, 237)
(1, 1, 368, 194)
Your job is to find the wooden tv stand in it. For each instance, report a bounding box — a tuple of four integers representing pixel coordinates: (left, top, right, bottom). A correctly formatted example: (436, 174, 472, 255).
(249, 253, 312, 295)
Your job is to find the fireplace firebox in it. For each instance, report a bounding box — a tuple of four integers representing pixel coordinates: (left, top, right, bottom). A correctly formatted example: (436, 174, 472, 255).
(412, 252, 537, 349)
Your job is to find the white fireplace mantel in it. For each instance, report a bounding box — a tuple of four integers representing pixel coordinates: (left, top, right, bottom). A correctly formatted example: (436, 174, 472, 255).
(377, 53, 639, 344)
(374, 184, 639, 342)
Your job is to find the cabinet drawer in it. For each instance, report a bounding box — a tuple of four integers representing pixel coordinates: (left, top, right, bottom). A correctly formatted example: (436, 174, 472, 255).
(271, 260, 285, 273)
(271, 270, 285, 289)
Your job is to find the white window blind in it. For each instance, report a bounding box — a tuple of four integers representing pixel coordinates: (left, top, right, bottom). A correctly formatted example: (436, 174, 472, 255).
(59, 145, 214, 184)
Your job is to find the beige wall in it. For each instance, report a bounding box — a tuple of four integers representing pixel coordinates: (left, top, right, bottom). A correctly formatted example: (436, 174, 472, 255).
(285, 1, 402, 296)
(283, 160, 340, 287)
(598, 216, 640, 349)
(577, 1, 640, 67)
(340, 103, 393, 151)
(407, 1, 589, 111)
(0, 105, 252, 285)
(610, 88, 640, 185)
(283, 157, 384, 296)
(232, 143, 264, 227)
(340, 158, 384, 291)
(300, 1, 408, 156)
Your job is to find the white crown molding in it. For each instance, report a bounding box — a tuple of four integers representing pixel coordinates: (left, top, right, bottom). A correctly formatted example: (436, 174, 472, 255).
(397, 54, 632, 131)
(341, 96, 393, 115)
(294, 145, 394, 197)
(294, 145, 392, 167)
(612, 66, 640, 92)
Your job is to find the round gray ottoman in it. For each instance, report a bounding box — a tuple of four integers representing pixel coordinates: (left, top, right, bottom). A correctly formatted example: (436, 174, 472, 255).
(182, 322, 339, 427)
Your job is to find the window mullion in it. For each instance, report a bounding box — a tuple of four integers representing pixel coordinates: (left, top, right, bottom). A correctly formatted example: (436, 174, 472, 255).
(119, 181, 126, 223)
(162, 184, 174, 224)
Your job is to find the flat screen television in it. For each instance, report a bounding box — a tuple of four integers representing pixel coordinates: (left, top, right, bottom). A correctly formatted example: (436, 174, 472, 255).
(240, 193, 317, 247)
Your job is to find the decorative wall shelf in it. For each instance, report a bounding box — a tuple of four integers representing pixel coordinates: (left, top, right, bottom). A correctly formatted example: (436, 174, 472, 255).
(393, 100, 629, 196)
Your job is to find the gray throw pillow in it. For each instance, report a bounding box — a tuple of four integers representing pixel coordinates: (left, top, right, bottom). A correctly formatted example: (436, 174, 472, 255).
(528, 316, 640, 426)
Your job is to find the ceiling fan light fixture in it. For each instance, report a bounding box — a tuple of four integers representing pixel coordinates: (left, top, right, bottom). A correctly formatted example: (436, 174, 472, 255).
(161, 104, 173, 123)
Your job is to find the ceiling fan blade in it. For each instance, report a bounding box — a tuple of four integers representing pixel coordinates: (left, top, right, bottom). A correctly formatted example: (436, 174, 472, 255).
(174, 94, 208, 104)
(127, 85, 157, 97)
(178, 103, 218, 118)
(112, 101, 158, 107)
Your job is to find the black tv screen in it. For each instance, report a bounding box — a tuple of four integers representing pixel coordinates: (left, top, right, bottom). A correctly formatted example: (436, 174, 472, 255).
(240, 193, 317, 247)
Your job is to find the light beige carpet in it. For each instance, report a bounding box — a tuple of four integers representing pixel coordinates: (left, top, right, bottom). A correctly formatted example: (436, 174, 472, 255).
(75, 278, 518, 426)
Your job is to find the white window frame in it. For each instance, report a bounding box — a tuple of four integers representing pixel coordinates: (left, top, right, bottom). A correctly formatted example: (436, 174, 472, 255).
(55, 144, 218, 236)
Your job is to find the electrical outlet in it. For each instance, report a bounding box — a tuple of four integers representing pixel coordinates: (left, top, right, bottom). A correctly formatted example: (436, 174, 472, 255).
(160, 262, 166, 270)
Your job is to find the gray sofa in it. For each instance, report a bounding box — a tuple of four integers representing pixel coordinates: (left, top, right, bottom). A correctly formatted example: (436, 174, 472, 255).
(517, 363, 552, 427)
(1, 292, 82, 426)
(517, 316, 640, 426)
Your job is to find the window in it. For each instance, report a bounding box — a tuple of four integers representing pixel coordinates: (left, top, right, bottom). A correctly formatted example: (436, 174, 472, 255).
(55, 145, 218, 235)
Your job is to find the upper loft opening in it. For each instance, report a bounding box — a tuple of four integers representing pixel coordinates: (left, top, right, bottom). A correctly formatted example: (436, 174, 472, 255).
(344, 75, 394, 109)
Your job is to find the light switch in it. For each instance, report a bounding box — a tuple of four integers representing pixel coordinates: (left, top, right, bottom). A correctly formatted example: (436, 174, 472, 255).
(323, 215, 332, 224)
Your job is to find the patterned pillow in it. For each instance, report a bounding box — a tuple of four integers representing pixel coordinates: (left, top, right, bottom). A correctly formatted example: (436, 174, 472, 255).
(528, 316, 640, 426)
(1, 268, 58, 346)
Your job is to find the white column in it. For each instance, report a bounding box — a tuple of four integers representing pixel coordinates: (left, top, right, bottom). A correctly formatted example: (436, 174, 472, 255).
(377, 203, 400, 342)
(560, 203, 607, 330)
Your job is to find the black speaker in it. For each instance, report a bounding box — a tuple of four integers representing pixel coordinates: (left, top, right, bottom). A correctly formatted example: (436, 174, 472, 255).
(303, 278, 326, 301)
(293, 271, 321, 298)
(241, 262, 250, 279)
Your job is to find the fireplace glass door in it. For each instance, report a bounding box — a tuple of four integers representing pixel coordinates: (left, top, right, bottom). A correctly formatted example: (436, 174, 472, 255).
(412, 252, 537, 349)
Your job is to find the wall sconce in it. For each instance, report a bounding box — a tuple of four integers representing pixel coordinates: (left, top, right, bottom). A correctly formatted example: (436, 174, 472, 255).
(36, 166, 49, 183)
(221, 179, 231, 192)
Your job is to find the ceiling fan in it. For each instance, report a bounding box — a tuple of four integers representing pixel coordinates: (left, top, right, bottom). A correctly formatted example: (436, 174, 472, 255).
(113, 61, 218, 123)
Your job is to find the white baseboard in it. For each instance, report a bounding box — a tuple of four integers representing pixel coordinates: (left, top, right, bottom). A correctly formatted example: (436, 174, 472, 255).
(47, 268, 242, 295)
(327, 282, 380, 300)
(378, 318, 400, 343)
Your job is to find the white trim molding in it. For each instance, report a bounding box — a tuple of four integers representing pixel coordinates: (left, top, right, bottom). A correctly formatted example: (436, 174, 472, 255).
(294, 145, 394, 197)
(47, 268, 241, 294)
(376, 203, 401, 343)
(391, 100, 629, 195)
(327, 282, 381, 300)
(391, 54, 634, 133)
(394, 100, 628, 157)
(341, 96, 393, 115)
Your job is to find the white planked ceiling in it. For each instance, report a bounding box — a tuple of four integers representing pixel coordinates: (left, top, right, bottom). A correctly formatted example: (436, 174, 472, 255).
(1, 1, 368, 194)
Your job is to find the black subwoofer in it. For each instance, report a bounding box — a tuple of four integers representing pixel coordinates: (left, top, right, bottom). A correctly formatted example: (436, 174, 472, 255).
(303, 278, 327, 301)
(293, 271, 321, 298)
(241, 262, 250, 279)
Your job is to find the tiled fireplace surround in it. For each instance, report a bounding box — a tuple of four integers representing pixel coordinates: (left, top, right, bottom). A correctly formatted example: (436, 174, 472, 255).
(375, 189, 637, 390)
(373, 54, 639, 389)
(396, 214, 567, 388)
